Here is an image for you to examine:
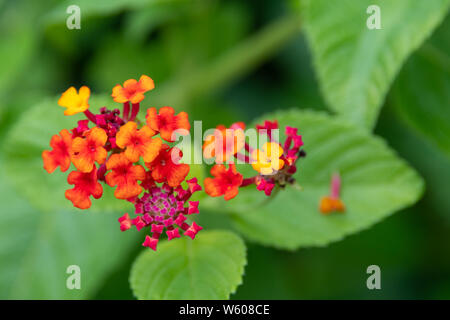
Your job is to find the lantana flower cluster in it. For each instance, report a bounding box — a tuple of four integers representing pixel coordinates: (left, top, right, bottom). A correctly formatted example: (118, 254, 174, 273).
(202, 120, 306, 200)
(43, 75, 202, 250)
(201, 120, 346, 214)
(43, 75, 345, 251)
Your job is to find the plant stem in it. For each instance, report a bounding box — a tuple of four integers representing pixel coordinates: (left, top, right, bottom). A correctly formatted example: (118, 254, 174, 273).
(84, 110, 97, 124)
(123, 102, 130, 122)
(129, 103, 140, 121)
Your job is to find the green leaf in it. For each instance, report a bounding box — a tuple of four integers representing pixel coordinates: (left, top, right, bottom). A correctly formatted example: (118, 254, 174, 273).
(0, 1, 45, 114)
(1, 94, 132, 213)
(123, 1, 192, 43)
(203, 109, 424, 250)
(0, 163, 140, 299)
(130, 230, 246, 300)
(302, 0, 450, 129)
(391, 16, 450, 158)
(376, 107, 450, 223)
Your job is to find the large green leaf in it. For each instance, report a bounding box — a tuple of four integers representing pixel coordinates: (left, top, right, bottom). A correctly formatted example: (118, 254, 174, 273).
(391, 16, 450, 158)
(2, 94, 132, 213)
(302, 0, 450, 129)
(130, 230, 246, 299)
(376, 107, 450, 223)
(0, 1, 46, 114)
(0, 163, 139, 299)
(203, 109, 424, 250)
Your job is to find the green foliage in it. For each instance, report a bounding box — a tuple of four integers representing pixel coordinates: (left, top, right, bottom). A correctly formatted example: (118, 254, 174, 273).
(1, 95, 132, 213)
(123, 1, 192, 43)
(0, 0, 51, 113)
(0, 163, 139, 299)
(303, 0, 450, 129)
(375, 107, 450, 222)
(130, 230, 246, 299)
(204, 109, 424, 249)
(43, 0, 188, 25)
(0, 0, 449, 300)
(87, 5, 301, 109)
(391, 16, 450, 158)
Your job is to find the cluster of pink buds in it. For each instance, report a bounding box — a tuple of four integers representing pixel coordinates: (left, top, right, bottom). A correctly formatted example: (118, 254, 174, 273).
(250, 121, 306, 195)
(119, 178, 203, 250)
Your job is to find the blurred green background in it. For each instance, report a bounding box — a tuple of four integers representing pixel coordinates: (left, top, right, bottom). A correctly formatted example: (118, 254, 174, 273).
(0, 0, 449, 299)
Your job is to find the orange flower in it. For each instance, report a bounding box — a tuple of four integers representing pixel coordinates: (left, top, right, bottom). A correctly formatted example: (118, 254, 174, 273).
(42, 129, 73, 173)
(71, 127, 108, 173)
(65, 167, 103, 209)
(319, 173, 345, 214)
(146, 145, 190, 187)
(116, 121, 162, 163)
(204, 164, 243, 201)
(111, 75, 155, 104)
(203, 123, 245, 163)
(58, 86, 90, 115)
(146, 106, 190, 142)
(251, 142, 284, 175)
(319, 197, 345, 214)
(105, 153, 146, 199)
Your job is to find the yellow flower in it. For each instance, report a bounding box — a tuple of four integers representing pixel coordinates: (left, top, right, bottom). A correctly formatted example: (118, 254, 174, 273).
(58, 86, 90, 116)
(251, 142, 284, 175)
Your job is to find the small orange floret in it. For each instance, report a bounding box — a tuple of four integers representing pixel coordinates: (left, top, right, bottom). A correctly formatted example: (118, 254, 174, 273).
(116, 121, 162, 163)
(146, 106, 190, 142)
(251, 142, 284, 175)
(146, 145, 190, 187)
(42, 129, 73, 173)
(111, 75, 155, 104)
(58, 86, 90, 116)
(203, 123, 245, 163)
(71, 127, 108, 173)
(105, 153, 146, 199)
(319, 196, 345, 214)
(65, 167, 103, 209)
(204, 164, 243, 201)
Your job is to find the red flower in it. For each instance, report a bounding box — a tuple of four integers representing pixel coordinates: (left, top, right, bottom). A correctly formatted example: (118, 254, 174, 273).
(105, 153, 146, 199)
(188, 201, 199, 214)
(187, 177, 202, 193)
(65, 167, 103, 209)
(204, 164, 243, 200)
(42, 129, 73, 173)
(142, 235, 159, 250)
(118, 213, 133, 231)
(184, 222, 203, 240)
(256, 120, 278, 132)
(140, 171, 156, 190)
(145, 145, 190, 187)
(256, 177, 275, 196)
(146, 106, 190, 142)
